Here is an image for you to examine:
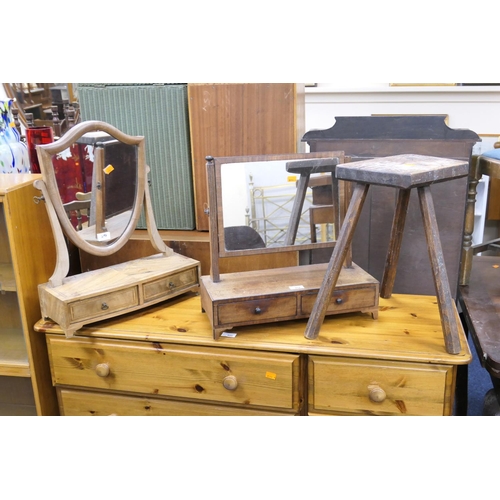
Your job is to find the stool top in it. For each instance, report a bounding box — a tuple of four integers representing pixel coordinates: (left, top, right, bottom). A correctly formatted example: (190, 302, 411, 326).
(286, 157, 340, 175)
(336, 154, 469, 189)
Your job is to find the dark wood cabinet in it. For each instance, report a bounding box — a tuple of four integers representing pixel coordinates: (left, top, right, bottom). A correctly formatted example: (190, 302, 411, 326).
(302, 115, 480, 297)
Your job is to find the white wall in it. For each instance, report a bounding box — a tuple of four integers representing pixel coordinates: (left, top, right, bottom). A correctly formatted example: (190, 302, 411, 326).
(304, 84, 500, 153)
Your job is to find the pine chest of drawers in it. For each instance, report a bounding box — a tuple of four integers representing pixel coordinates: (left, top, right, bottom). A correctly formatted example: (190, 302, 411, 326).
(35, 293, 471, 416)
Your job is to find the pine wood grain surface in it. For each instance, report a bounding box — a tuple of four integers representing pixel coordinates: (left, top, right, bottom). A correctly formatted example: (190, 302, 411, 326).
(35, 292, 471, 366)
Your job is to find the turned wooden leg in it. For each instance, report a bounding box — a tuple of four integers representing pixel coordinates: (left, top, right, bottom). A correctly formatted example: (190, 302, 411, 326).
(380, 188, 411, 298)
(418, 185, 461, 354)
(304, 182, 369, 340)
(460, 156, 481, 286)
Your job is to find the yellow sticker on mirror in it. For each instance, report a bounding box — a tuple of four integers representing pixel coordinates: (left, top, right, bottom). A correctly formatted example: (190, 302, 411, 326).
(103, 164, 114, 175)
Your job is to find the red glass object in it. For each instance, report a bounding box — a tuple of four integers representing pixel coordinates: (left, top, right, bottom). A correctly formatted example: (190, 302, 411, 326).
(26, 126, 54, 173)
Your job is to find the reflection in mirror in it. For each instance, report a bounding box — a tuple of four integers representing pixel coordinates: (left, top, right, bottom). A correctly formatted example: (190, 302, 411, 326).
(221, 160, 336, 250)
(51, 131, 137, 247)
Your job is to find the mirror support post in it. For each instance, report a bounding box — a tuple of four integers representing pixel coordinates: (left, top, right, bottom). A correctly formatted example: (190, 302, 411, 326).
(143, 165, 171, 256)
(94, 143, 107, 235)
(206, 156, 221, 282)
(33, 179, 70, 287)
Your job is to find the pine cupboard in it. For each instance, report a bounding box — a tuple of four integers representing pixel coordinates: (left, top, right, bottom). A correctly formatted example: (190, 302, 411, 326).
(0, 174, 58, 415)
(36, 293, 470, 416)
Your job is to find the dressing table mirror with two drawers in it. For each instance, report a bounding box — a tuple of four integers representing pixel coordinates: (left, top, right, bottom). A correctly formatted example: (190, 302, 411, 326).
(34, 120, 200, 338)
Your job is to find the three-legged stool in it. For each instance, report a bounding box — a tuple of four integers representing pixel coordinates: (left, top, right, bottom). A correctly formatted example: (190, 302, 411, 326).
(304, 154, 469, 354)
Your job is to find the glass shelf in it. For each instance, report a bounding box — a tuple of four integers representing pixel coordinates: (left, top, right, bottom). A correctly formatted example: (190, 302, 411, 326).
(0, 327, 30, 377)
(0, 263, 16, 292)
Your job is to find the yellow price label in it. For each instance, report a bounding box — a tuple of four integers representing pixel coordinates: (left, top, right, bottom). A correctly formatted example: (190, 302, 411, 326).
(103, 164, 115, 175)
(265, 371, 277, 380)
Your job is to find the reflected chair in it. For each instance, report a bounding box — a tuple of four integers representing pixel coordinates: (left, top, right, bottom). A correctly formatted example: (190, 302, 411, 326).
(63, 199, 91, 231)
(224, 226, 266, 251)
(309, 205, 335, 243)
(457, 141, 500, 415)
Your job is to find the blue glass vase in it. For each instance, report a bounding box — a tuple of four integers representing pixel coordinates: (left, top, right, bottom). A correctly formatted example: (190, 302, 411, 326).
(0, 99, 30, 173)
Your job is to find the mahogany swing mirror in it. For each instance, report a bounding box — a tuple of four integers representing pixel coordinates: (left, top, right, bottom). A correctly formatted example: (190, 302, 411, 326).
(200, 151, 379, 340)
(34, 120, 200, 338)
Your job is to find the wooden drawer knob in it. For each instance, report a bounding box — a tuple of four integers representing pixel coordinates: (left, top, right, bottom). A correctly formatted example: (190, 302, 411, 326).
(368, 384, 386, 403)
(95, 363, 110, 377)
(222, 375, 238, 391)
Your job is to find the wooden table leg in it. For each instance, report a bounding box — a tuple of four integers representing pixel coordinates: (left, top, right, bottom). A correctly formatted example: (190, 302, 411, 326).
(380, 188, 411, 298)
(331, 172, 340, 241)
(342, 179, 353, 268)
(418, 186, 461, 354)
(284, 173, 310, 245)
(304, 182, 369, 340)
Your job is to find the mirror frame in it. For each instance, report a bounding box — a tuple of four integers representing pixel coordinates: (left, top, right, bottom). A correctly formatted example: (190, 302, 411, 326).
(206, 151, 346, 281)
(36, 120, 146, 257)
(34, 120, 170, 287)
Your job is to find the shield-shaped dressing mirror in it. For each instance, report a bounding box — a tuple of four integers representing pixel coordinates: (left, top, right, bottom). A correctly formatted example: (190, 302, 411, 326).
(36, 120, 145, 256)
(34, 120, 201, 338)
(34, 120, 172, 288)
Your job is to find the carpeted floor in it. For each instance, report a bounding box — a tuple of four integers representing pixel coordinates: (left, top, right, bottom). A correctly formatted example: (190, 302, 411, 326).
(466, 339, 494, 416)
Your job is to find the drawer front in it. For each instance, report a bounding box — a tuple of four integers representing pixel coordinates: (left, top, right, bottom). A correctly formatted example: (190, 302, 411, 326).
(58, 388, 295, 416)
(218, 296, 297, 325)
(309, 356, 452, 416)
(47, 335, 300, 411)
(70, 287, 139, 322)
(143, 267, 198, 302)
(301, 285, 377, 315)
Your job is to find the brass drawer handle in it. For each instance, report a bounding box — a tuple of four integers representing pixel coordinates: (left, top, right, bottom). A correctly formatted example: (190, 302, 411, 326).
(95, 363, 110, 377)
(368, 384, 386, 403)
(222, 375, 238, 391)
(101, 302, 109, 310)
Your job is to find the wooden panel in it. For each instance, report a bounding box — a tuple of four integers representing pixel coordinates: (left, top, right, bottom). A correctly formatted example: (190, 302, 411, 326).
(47, 335, 301, 411)
(188, 83, 305, 230)
(300, 285, 378, 315)
(0, 175, 59, 415)
(309, 356, 454, 416)
(458, 256, 500, 376)
(58, 388, 294, 416)
(218, 296, 297, 325)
